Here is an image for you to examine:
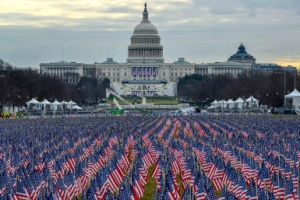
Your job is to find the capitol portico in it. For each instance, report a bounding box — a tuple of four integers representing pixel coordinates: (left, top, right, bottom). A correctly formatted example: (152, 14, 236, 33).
(40, 3, 287, 97)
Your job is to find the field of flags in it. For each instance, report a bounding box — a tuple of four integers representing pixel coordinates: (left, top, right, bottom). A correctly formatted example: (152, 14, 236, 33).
(0, 115, 300, 199)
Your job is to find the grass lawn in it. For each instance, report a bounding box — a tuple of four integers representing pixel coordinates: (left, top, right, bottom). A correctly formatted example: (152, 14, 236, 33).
(176, 174, 184, 197)
(107, 96, 179, 105)
(140, 165, 156, 200)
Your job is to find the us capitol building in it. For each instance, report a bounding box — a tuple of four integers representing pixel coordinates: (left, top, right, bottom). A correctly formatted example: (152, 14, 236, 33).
(40, 3, 295, 97)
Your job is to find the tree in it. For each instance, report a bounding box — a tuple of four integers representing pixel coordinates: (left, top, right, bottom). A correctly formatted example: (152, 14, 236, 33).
(177, 71, 300, 107)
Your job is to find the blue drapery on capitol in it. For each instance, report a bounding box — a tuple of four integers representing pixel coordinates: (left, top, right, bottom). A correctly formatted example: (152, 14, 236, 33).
(131, 67, 158, 77)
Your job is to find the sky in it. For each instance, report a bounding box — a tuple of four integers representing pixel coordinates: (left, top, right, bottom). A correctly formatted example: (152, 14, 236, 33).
(0, 0, 300, 69)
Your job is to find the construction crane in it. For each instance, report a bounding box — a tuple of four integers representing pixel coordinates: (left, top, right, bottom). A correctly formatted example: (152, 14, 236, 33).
(106, 89, 138, 114)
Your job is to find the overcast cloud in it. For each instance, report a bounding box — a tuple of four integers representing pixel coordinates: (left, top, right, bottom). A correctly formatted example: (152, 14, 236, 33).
(0, 0, 299, 68)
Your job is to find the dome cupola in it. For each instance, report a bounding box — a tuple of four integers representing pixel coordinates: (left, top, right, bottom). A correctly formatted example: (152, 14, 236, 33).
(133, 3, 158, 35)
(127, 3, 164, 63)
(228, 42, 256, 64)
(238, 43, 246, 53)
(230, 42, 254, 59)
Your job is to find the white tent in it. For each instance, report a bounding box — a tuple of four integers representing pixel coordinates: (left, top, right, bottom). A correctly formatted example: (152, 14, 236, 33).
(66, 100, 76, 109)
(68, 100, 76, 105)
(59, 100, 67, 110)
(211, 100, 218, 105)
(285, 89, 300, 98)
(52, 99, 62, 110)
(246, 96, 259, 103)
(41, 99, 51, 105)
(246, 96, 259, 108)
(234, 98, 244, 109)
(26, 98, 40, 105)
(225, 99, 234, 109)
(218, 100, 226, 110)
(26, 98, 41, 110)
(73, 105, 83, 110)
(40, 99, 52, 114)
(211, 100, 219, 108)
(285, 89, 300, 115)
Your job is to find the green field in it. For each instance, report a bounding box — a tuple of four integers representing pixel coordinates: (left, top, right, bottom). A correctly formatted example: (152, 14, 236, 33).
(106, 96, 179, 105)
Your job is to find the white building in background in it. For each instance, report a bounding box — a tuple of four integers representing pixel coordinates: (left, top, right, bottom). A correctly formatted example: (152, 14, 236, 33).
(40, 3, 288, 97)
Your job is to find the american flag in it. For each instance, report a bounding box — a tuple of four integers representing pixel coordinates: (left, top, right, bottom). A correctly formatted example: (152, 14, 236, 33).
(95, 167, 109, 200)
(64, 171, 78, 199)
(153, 68, 157, 76)
(132, 67, 136, 76)
(212, 159, 225, 191)
(285, 177, 296, 200)
(55, 177, 68, 200)
(205, 183, 217, 200)
(218, 186, 226, 200)
(268, 191, 277, 200)
(85, 179, 96, 200)
(13, 179, 31, 200)
(107, 159, 124, 192)
(245, 179, 257, 200)
(257, 162, 270, 190)
(195, 175, 206, 200)
(258, 189, 267, 199)
(277, 172, 286, 198)
(3, 112, 300, 200)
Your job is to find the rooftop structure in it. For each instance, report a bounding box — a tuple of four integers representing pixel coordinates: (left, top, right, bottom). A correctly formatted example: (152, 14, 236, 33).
(228, 43, 256, 64)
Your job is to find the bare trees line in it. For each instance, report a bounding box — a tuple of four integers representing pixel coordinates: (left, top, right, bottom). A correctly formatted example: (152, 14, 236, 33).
(177, 72, 300, 107)
(0, 68, 109, 109)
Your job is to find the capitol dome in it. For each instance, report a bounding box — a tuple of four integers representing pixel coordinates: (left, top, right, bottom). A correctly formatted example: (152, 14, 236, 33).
(127, 3, 164, 63)
(133, 3, 158, 35)
(133, 22, 158, 35)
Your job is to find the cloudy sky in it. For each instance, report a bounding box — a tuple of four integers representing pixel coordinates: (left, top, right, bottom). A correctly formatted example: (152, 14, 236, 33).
(0, 0, 300, 68)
